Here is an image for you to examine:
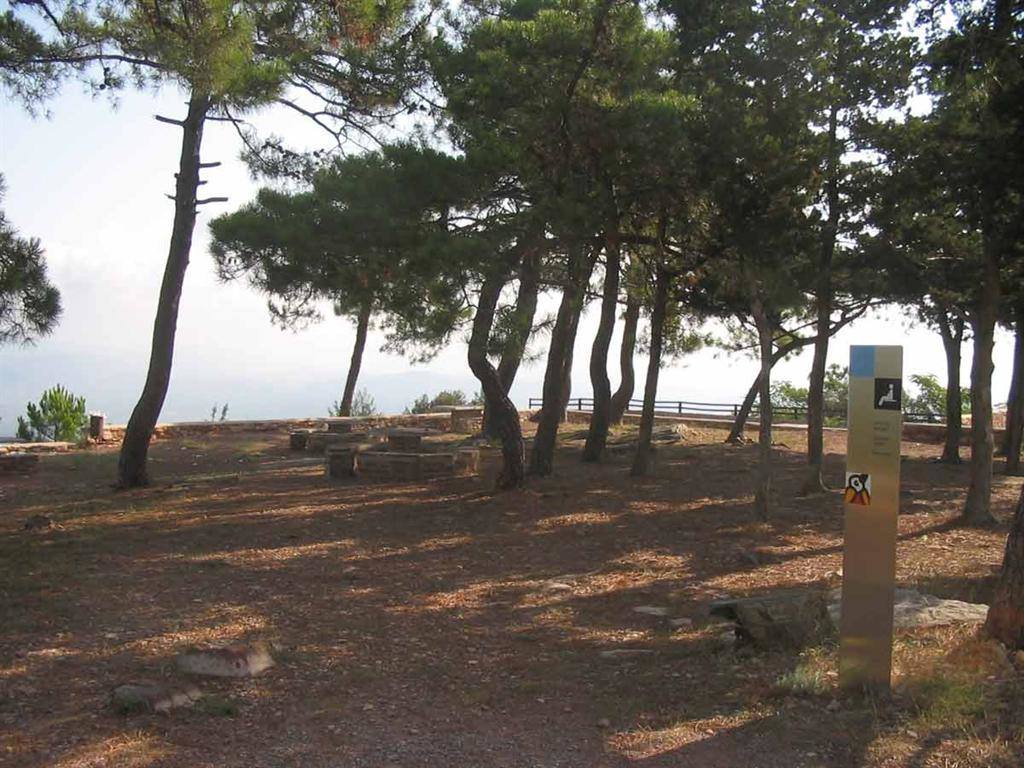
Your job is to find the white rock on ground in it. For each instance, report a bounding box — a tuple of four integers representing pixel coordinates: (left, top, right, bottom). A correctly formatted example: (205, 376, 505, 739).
(176, 640, 275, 677)
(633, 606, 669, 617)
(827, 588, 989, 630)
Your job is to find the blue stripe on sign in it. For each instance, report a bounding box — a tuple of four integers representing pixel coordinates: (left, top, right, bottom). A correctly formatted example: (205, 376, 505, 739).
(850, 346, 875, 378)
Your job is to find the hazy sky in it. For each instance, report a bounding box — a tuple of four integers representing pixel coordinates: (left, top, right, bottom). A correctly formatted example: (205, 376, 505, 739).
(0, 84, 1016, 431)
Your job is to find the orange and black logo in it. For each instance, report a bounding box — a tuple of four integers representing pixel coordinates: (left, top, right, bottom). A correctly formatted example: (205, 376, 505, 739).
(844, 473, 872, 505)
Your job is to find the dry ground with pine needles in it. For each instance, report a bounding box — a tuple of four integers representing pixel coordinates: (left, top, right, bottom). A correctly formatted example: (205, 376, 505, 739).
(1, 422, 1022, 767)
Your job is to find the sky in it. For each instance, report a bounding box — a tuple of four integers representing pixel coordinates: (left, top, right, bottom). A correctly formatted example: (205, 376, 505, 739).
(0, 84, 1017, 432)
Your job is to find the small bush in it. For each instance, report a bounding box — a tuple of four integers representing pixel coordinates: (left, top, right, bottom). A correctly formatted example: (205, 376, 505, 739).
(904, 674, 986, 730)
(407, 389, 483, 414)
(16, 384, 87, 442)
(330, 387, 376, 417)
(194, 695, 239, 717)
(774, 664, 829, 697)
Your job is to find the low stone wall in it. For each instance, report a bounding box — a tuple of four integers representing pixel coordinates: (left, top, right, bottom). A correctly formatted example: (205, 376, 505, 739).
(0, 441, 74, 455)
(558, 409, 1000, 447)
(103, 413, 452, 444)
(0, 452, 40, 474)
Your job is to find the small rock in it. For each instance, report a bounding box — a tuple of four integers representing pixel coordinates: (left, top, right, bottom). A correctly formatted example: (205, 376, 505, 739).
(906, 729, 919, 739)
(633, 606, 669, 617)
(669, 618, 694, 629)
(544, 582, 573, 592)
(1015, 651, 1024, 668)
(176, 640, 275, 678)
(600, 649, 654, 659)
(597, 718, 611, 729)
(23, 515, 53, 531)
(341, 566, 359, 580)
(826, 700, 841, 712)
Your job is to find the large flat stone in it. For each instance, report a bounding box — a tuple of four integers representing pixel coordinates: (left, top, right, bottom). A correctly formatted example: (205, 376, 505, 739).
(710, 590, 829, 649)
(176, 641, 275, 678)
(828, 588, 989, 630)
(111, 682, 202, 714)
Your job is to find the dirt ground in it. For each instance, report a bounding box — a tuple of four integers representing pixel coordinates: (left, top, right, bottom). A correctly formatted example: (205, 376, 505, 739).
(1, 422, 1022, 768)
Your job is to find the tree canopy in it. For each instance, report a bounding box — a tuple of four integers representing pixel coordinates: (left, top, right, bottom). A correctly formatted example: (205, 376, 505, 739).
(0, 174, 61, 345)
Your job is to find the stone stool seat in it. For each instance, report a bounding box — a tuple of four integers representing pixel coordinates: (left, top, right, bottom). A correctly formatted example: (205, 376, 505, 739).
(387, 428, 427, 452)
(450, 406, 485, 434)
(324, 417, 366, 434)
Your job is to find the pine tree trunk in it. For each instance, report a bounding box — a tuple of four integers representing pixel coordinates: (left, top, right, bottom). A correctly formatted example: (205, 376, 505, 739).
(338, 301, 371, 417)
(559, 346, 574, 423)
(117, 93, 210, 488)
(962, 250, 999, 525)
(558, 293, 584, 423)
(1002, 310, 1023, 473)
(609, 295, 640, 424)
(984, 482, 1024, 650)
(801, 308, 830, 493)
(530, 248, 594, 476)
(483, 248, 541, 437)
(631, 268, 668, 477)
(583, 233, 621, 461)
(469, 268, 524, 490)
(752, 293, 774, 520)
(937, 310, 965, 464)
(726, 341, 800, 444)
(497, 248, 541, 393)
(801, 101, 839, 496)
(727, 376, 762, 444)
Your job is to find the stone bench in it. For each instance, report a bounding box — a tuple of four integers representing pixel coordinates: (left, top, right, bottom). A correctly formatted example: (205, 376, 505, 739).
(355, 449, 480, 483)
(309, 430, 378, 456)
(325, 446, 357, 479)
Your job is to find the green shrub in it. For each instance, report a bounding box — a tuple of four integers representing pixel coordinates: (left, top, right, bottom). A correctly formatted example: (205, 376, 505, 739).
(770, 364, 848, 416)
(773, 664, 829, 696)
(330, 387, 377, 417)
(905, 674, 986, 730)
(16, 384, 87, 442)
(407, 389, 483, 414)
(905, 373, 970, 418)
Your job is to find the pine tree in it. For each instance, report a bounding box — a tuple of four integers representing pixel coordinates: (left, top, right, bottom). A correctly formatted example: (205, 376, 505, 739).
(0, 174, 61, 345)
(2, 1, 422, 487)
